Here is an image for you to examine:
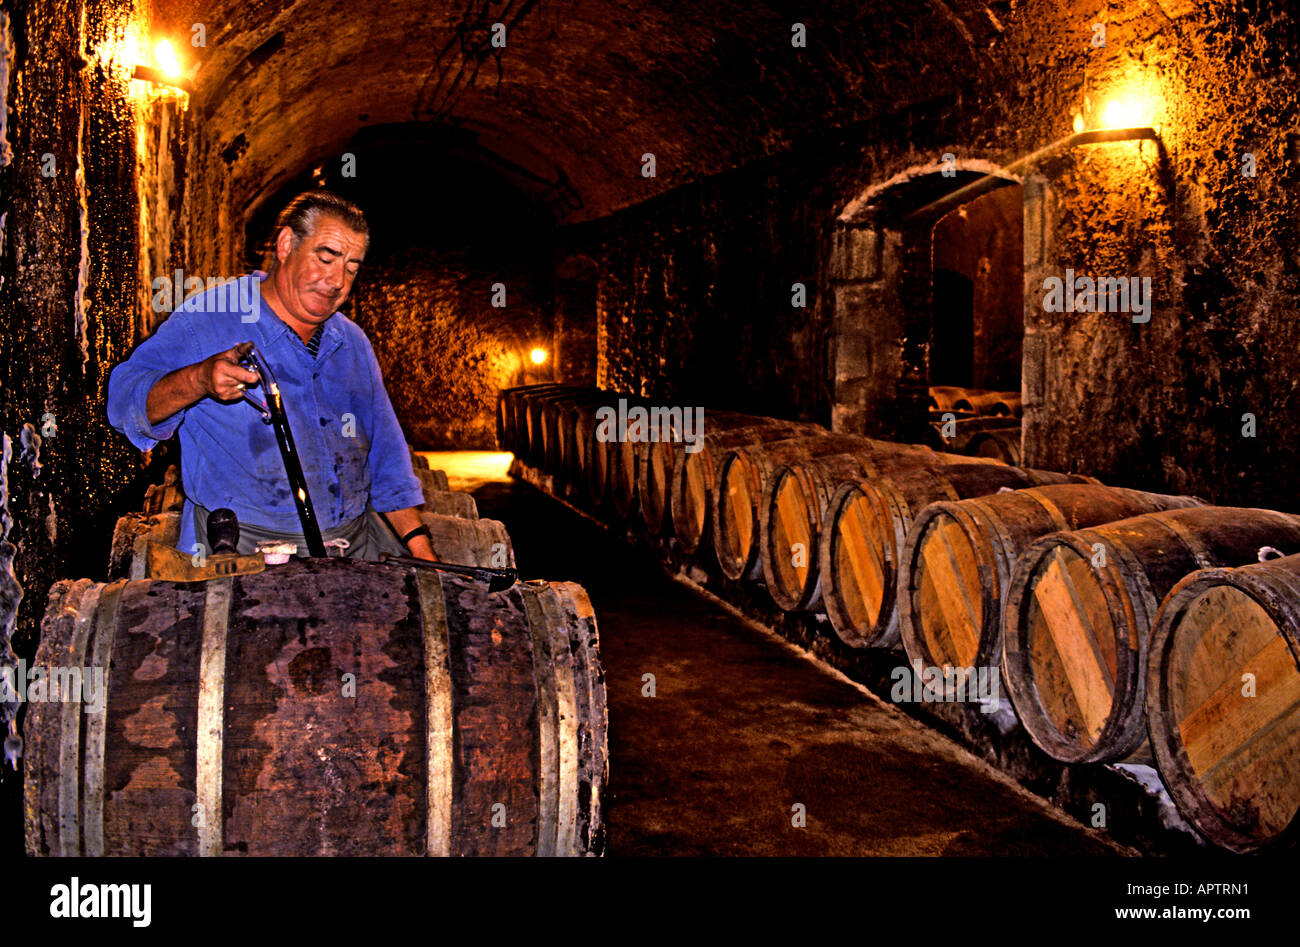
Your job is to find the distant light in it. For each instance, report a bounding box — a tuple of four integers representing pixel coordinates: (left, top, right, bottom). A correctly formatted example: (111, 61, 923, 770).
(154, 40, 181, 80)
(1101, 96, 1149, 130)
(1072, 113, 1084, 134)
(530, 348, 547, 365)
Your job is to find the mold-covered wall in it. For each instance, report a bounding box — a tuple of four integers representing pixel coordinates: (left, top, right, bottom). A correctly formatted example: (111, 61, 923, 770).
(0, 0, 188, 854)
(578, 1, 1300, 511)
(348, 243, 554, 450)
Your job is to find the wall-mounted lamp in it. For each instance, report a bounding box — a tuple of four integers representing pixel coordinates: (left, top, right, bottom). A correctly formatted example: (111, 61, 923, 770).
(132, 40, 192, 92)
(1068, 92, 1158, 145)
(529, 347, 548, 365)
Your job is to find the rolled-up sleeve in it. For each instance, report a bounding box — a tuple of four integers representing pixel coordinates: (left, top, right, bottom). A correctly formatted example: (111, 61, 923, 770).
(106, 308, 203, 451)
(361, 337, 425, 513)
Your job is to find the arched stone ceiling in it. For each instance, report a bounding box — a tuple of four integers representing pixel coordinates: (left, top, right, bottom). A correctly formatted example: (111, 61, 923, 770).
(145, 0, 1008, 232)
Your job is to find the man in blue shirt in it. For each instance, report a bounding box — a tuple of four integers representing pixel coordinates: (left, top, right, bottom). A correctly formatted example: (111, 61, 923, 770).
(107, 190, 435, 561)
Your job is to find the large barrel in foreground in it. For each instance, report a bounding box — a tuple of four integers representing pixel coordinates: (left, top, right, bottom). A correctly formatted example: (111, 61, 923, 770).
(898, 485, 1203, 679)
(1002, 506, 1300, 764)
(1146, 554, 1300, 853)
(24, 559, 607, 856)
(819, 464, 1088, 649)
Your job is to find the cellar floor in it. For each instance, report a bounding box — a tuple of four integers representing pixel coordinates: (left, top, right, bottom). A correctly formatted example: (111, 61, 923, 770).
(432, 452, 1129, 856)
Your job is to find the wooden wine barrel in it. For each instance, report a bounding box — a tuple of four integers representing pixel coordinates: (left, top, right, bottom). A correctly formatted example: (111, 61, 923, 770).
(501, 384, 573, 454)
(819, 465, 1090, 649)
(993, 392, 1022, 417)
(757, 447, 1001, 612)
(711, 434, 947, 582)
(958, 389, 1018, 416)
(422, 489, 479, 520)
(108, 512, 182, 580)
(926, 415, 1020, 453)
(526, 388, 596, 468)
(23, 559, 607, 856)
(1002, 506, 1300, 764)
(555, 391, 622, 487)
(419, 512, 515, 568)
(966, 427, 1022, 464)
(634, 411, 786, 534)
(1146, 555, 1300, 853)
(928, 386, 971, 413)
(670, 420, 826, 555)
(898, 484, 1203, 684)
(409, 447, 430, 470)
(582, 395, 650, 508)
(416, 467, 451, 497)
(540, 390, 607, 479)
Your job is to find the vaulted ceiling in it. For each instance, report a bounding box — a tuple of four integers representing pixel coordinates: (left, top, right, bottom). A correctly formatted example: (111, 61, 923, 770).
(148, 0, 1011, 228)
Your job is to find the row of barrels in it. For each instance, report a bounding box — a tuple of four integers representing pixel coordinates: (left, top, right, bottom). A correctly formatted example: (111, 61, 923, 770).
(108, 448, 514, 577)
(28, 445, 607, 857)
(500, 383, 1300, 853)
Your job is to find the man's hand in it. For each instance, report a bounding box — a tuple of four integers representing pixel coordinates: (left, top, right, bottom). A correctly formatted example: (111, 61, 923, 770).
(198, 341, 261, 402)
(145, 341, 261, 424)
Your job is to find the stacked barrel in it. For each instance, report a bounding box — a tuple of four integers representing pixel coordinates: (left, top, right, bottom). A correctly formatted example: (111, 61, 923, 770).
(502, 381, 1300, 853)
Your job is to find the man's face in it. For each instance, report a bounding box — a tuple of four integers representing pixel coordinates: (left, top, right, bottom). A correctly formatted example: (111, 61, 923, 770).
(272, 214, 367, 324)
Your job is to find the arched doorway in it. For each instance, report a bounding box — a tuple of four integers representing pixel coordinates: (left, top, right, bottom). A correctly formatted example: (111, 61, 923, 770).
(829, 161, 1024, 442)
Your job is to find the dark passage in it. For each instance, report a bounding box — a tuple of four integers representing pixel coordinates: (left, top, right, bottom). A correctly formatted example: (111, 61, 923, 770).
(471, 476, 1122, 856)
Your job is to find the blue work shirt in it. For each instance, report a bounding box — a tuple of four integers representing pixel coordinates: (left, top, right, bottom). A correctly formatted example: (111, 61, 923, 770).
(107, 272, 424, 552)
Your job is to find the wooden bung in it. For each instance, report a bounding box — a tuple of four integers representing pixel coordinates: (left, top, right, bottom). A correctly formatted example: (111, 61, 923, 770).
(898, 484, 1203, 685)
(819, 464, 1090, 650)
(670, 420, 826, 555)
(23, 561, 607, 856)
(1002, 505, 1300, 764)
(1146, 553, 1300, 853)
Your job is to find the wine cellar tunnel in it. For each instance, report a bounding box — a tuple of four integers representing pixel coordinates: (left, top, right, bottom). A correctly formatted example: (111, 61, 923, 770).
(3, 0, 1300, 874)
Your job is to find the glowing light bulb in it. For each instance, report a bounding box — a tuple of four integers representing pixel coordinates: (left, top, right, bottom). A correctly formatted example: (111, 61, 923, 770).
(530, 348, 547, 365)
(1101, 96, 1148, 129)
(154, 40, 181, 79)
(1072, 113, 1084, 134)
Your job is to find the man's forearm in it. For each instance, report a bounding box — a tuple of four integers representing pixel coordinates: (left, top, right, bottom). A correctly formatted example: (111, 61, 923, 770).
(382, 506, 435, 560)
(146, 363, 206, 425)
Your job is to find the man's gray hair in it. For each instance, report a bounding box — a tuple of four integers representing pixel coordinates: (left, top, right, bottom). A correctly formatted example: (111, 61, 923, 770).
(264, 189, 369, 263)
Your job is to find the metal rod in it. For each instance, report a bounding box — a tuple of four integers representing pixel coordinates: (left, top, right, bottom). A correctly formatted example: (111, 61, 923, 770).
(242, 348, 328, 558)
(383, 555, 517, 592)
